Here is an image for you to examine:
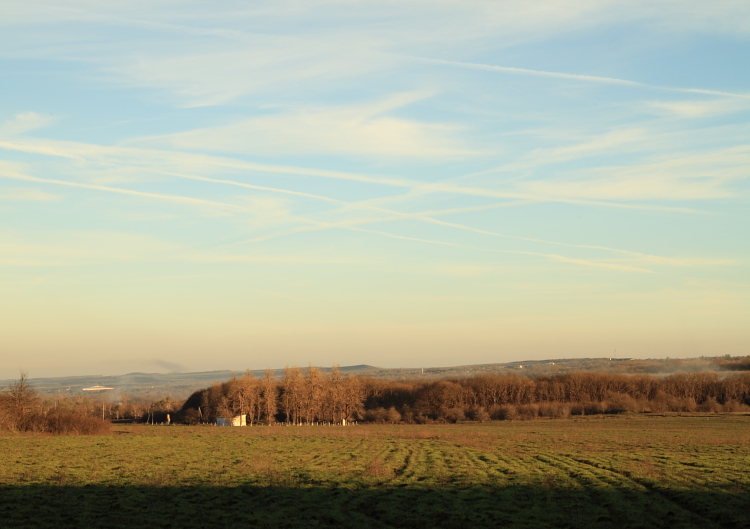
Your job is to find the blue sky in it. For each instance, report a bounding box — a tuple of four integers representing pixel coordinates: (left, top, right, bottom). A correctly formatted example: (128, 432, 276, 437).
(1, 1, 748, 378)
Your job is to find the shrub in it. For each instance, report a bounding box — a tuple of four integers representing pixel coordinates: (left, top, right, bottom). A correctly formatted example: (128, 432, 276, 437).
(386, 406, 402, 424)
(538, 403, 570, 418)
(364, 407, 401, 424)
(413, 412, 433, 424)
(583, 402, 607, 415)
(668, 397, 697, 413)
(696, 397, 723, 414)
(490, 405, 517, 421)
(516, 404, 539, 420)
(364, 407, 386, 423)
(569, 403, 585, 416)
(468, 406, 491, 422)
(606, 393, 638, 414)
(44, 411, 111, 435)
(400, 409, 415, 424)
(722, 399, 748, 413)
(441, 407, 466, 423)
(179, 408, 202, 425)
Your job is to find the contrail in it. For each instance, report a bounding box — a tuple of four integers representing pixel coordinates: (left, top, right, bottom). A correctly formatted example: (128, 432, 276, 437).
(418, 57, 750, 98)
(0, 170, 247, 212)
(153, 170, 344, 204)
(350, 227, 654, 273)
(0, 138, 707, 214)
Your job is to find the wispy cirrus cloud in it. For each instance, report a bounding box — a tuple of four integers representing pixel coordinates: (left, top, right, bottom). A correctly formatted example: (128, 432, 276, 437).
(350, 227, 656, 273)
(1, 1, 749, 377)
(0, 187, 59, 202)
(0, 231, 183, 266)
(4, 1, 749, 108)
(129, 92, 476, 159)
(4, 133, 727, 274)
(110, 37, 397, 108)
(522, 144, 750, 201)
(1, 133, 725, 210)
(650, 98, 750, 118)
(0, 230, 349, 267)
(0, 112, 56, 138)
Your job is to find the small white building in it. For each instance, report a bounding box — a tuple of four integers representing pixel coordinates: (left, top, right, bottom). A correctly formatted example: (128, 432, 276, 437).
(217, 414, 246, 426)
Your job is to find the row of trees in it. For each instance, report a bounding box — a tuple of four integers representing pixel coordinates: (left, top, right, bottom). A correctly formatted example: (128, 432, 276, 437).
(0, 373, 110, 434)
(180, 366, 365, 425)
(6, 369, 750, 431)
(714, 356, 750, 371)
(361, 371, 750, 422)
(181, 369, 750, 425)
(365, 371, 750, 408)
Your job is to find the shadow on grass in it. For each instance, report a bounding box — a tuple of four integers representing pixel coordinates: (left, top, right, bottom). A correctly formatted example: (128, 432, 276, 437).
(0, 483, 746, 529)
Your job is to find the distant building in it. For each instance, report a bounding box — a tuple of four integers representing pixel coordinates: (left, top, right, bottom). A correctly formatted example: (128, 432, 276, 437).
(217, 415, 246, 427)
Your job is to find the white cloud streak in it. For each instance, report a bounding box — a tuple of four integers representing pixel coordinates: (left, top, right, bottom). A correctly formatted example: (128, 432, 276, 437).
(4, 1, 749, 108)
(0, 231, 349, 267)
(0, 132, 731, 274)
(0, 136, 714, 213)
(0, 187, 59, 202)
(418, 57, 750, 98)
(351, 227, 656, 273)
(235, 198, 724, 270)
(0, 112, 57, 138)
(0, 169, 248, 212)
(133, 93, 475, 158)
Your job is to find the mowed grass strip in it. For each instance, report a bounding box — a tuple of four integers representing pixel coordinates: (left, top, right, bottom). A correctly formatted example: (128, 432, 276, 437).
(1, 416, 749, 528)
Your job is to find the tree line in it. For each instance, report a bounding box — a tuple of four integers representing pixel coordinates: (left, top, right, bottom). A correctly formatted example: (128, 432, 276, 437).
(361, 371, 750, 422)
(5, 368, 750, 431)
(0, 372, 110, 434)
(180, 366, 364, 425)
(179, 368, 750, 424)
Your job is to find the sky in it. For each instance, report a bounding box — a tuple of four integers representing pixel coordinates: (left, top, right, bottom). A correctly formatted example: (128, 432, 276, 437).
(1, 1, 749, 379)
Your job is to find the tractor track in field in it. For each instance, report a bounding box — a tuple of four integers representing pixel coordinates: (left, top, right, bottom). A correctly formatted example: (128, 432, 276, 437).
(3, 419, 750, 528)
(538, 453, 723, 528)
(392, 444, 413, 479)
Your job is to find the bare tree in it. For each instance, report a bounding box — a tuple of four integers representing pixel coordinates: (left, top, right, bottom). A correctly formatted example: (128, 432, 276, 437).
(261, 369, 278, 425)
(342, 374, 365, 424)
(237, 370, 260, 426)
(302, 366, 323, 425)
(199, 390, 210, 423)
(325, 366, 345, 424)
(2, 371, 39, 431)
(282, 366, 303, 425)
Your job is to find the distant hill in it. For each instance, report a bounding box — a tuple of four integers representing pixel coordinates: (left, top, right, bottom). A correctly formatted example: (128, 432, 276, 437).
(1, 356, 744, 399)
(0, 365, 383, 399)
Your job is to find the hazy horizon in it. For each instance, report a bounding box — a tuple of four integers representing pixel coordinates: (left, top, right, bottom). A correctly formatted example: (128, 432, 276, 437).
(1, 354, 737, 387)
(2, 2, 748, 380)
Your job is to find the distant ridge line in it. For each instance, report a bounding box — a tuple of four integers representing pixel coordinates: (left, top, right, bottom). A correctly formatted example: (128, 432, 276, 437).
(1, 356, 741, 397)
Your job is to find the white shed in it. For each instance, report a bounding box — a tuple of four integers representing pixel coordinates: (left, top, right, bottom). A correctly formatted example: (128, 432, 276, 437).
(216, 414, 246, 426)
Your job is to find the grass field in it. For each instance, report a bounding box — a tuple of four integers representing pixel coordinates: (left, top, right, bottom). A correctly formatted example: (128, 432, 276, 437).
(1, 415, 748, 528)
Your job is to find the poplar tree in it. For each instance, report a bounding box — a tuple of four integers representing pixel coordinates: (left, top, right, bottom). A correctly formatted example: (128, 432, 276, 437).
(261, 369, 278, 425)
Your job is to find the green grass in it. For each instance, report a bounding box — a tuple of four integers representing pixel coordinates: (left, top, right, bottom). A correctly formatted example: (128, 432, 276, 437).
(1, 415, 749, 528)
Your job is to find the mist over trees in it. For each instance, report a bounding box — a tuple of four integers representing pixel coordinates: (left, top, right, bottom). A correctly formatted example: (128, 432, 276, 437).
(180, 367, 750, 424)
